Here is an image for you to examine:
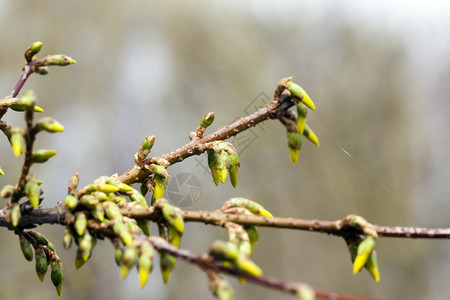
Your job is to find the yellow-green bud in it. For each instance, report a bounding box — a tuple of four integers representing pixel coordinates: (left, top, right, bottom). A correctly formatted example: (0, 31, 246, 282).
(10, 205, 21, 227)
(64, 194, 78, 210)
(1, 185, 14, 198)
(286, 81, 315, 110)
(63, 228, 73, 249)
(217, 151, 230, 183)
(32, 149, 58, 163)
(37, 117, 65, 133)
(161, 203, 184, 233)
(288, 132, 302, 165)
(50, 261, 64, 297)
(296, 103, 308, 134)
(208, 151, 220, 186)
(159, 252, 176, 284)
(113, 222, 133, 246)
(228, 153, 240, 189)
(353, 236, 375, 274)
(25, 180, 41, 208)
(10, 131, 24, 157)
(364, 250, 380, 282)
(303, 124, 320, 146)
(121, 246, 138, 279)
(209, 240, 239, 261)
(44, 54, 77, 66)
(74, 212, 87, 236)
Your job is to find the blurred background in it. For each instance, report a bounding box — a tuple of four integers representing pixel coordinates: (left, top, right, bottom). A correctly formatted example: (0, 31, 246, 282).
(1, 1, 449, 299)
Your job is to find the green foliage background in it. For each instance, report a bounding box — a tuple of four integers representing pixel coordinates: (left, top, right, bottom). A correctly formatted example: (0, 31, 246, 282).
(0, 1, 449, 299)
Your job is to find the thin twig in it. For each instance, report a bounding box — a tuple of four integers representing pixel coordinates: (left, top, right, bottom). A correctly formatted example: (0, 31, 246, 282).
(1, 204, 449, 239)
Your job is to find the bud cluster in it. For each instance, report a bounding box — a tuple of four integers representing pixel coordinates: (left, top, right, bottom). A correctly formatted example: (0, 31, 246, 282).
(207, 141, 240, 188)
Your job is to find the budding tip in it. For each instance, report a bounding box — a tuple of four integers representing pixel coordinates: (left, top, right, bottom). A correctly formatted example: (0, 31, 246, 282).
(0, 169, 4, 176)
(260, 209, 273, 218)
(34, 106, 44, 113)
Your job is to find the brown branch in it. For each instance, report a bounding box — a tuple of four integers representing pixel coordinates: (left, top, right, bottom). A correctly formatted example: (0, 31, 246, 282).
(83, 219, 377, 300)
(9, 105, 37, 207)
(145, 236, 377, 300)
(117, 99, 282, 185)
(2, 204, 449, 240)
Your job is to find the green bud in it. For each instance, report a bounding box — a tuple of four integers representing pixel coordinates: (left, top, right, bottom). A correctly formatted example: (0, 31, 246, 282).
(228, 153, 240, 189)
(239, 241, 252, 259)
(161, 203, 184, 233)
(364, 250, 380, 282)
(149, 164, 169, 178)
(0, 166, 4, 176)
(79, 232, 94, 261)
(288, 132, 302, 165)
(104, 202, 123, 220)
(159, 252, 176, 284)
(153, 174, 168, 200)
(50, 261, 64, 297)
(217, 151, 230, 183)
(25, 180, 41, 208)
(235, 257, 262, 277)
(303, 124, 320, 146)
(208, 151, 220, 186)
(223, 198, 273, 218)
(10, 131, 24, 157)
(19, 235, 34, 261)
(74, 212, 87, 236)
(129, 190, 148, 207)
(90, 204, 105, 222)
(64, 194, 78, 210)
(353, 236, 376, 274)
(296, 103, 308, 134)
(168, 225, 182, 248)
(25, 41, 43, 61)
(31, 149, 57, 163)
(140, 184, 148, 196)
(126, 219, 141, 236)
(75, 248, 86, 269)
(36, 117, 65, 133)
(7, 92, 35, 111)
(1, 185, 14, 198)
(63, 227, 73, 249)
(141, 135, 156, 151)
(286, 81, 315, 110)
(35, 247, 48, 282)
(29, 231, 48, 246)
(80, 195, 99, 208)
(121, 246, 138, 279)
(138, 243, 154, 288)
(137, 219, 151, 236)
(113, 222, 133, 246)
(245, 226, 259, 253)
(47, 241, 56, 252)
(209, 240, 239, 262)
(43, 54, 77, 66)
(89, 183, 120, 193)
(35, 66, 49, 75)
(200, 112, 215, 127)
(137, 136, 156, 161)
(20, 90, 36, 107)
(10, 205, 21, 227)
